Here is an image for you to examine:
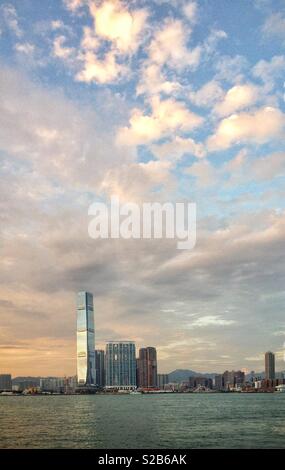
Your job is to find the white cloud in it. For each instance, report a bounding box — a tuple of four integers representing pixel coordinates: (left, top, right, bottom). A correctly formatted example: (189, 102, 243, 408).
(185, 159, 217, 187)
(189, 315, 236, 328)
(117, 96, 203, 146)
(262, 12, 285, 41)
(73, 0, 148, 84)
(14, 42, 35, 55)
(213, 84, 259, 117)
(148, 18, 201, 70)
(53, 35, 74, 59)
(1, 3, 22, 37)
(136, 63, 182, 97)
(208, 106, 285, 151)
(89, 0, 148, 54)
(220, 150, 285, 190)
(151, 136, 205, 161)
(189, 80, 224, 108)
(244, 354, 264, 361)
(215, 55, 248, 83)
(273, 331, 285, 337)
(183, 2, 198, 23)
(80, 26, 100, 50)
(76, 49, 127, 84)
(252, 55, 285, 90)
(64, 0, 85, 12)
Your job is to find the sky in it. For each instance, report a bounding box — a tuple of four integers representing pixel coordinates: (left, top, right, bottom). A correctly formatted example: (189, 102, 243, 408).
(0, 0, 285, 377)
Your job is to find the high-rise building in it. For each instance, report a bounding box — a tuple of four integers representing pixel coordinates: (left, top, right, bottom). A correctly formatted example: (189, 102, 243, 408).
(265, 351, 275, 380)
(95, 349, 105, 388)
(157, 373, 169, 389)
(0, 374, 12, 391)
(137, 347, 158, 388)
(214, 374, 223, 390)
(222, 370, 245, 390)
(77, 291, 95, 387)
(105, 341, 136, 390)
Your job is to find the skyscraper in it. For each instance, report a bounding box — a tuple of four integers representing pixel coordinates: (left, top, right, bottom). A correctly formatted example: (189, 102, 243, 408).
(77, 291, 95, 387)
(95, 349, 105, 388)
(265, 351, 275, 380)
(105, 341, 136, 390)
(137, 347, 158, 388)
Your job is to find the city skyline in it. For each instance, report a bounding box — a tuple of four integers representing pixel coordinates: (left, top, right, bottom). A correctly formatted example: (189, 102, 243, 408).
(0, 0, 285, 377)
(1, 291, 283, 381)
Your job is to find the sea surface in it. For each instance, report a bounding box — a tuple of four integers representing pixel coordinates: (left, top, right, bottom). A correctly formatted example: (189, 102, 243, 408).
(0, 393, 285, 448)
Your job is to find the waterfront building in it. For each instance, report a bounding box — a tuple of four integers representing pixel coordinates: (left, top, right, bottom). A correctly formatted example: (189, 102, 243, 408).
(222, 370, 245, 390)
(40, 377, 65, 393)
(77, 291, 96, 387)
(105, 341, 136, 389)
(189, 376, 213, 390)
(137, 347, 157, 388)
(214, 374, 223, 390)
(265, 351, 275, 380)
(0, 374, 12, 391)
(95, 349, 105, 388)
(136, 358, 140, 387)
(157, 373, 169, 389)
(64, 376, 77, 394)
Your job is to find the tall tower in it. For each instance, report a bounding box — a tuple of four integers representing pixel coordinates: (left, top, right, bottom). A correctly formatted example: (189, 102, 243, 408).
(137, 347, 158, 388)
(77, 291, 95, 387)
(265, 351, 275, 380)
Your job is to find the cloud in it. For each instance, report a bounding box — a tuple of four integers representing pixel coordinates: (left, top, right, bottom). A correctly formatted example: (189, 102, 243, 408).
(220, 149, 285, 191)
(136, 63, 182, 97)
(183, 1, 198, 23)
(213, 84, 259, 117)
(262, 12, 285, 42)
(0, 64, 135, 192)
(148, 18, 200, 70)
(252, 55, 285, 90)
(99, 160, 174, 202)
(14, 42, 35, 55)
(76, 49, 127, 83)
(189, 80, 224, 108)
(244, 354, 264, 361)
(64, 0, 85, 12)
(214, 55, 248, 83)
(189, 315, 236, 328)
(0, 3, 22, 37)
(71, 0, 149, 84)
(89, 0, 148, 54)
(53, 35, 74, 59)
(185, 159, 217, 187)
(208, 106, 285, 151)
(117, 96, 203, 145)
(151, 136, 205, 161)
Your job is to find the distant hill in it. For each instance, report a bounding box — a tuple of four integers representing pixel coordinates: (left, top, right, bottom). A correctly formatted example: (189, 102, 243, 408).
(12, 377, 41, 386)
(168, 369, 217, 382)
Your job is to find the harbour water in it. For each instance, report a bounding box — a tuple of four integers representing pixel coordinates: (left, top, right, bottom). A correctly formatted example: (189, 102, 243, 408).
(1, 393, 285, 448)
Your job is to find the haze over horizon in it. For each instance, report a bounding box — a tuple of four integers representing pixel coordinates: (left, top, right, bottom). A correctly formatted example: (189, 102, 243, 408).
(0, 0, 285, 376)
